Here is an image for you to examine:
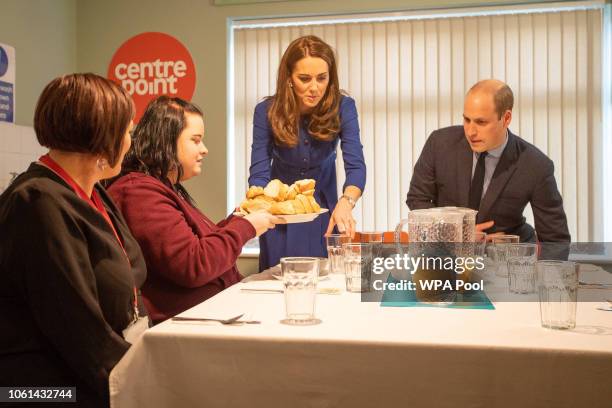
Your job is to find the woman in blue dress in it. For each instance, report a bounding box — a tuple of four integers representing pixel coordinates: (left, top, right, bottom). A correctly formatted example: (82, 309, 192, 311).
(249, 35, 367, 271)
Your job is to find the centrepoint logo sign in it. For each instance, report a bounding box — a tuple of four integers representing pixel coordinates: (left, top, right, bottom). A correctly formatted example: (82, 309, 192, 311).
(115, 59, 186, 95)
(108, 32, 196, 122)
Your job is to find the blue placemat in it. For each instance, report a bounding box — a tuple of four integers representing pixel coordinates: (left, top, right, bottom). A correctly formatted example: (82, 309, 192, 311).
(380, 274, 495, 310)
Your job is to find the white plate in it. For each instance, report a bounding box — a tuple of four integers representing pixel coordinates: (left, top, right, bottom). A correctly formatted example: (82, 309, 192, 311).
(276, 208, 329, 224)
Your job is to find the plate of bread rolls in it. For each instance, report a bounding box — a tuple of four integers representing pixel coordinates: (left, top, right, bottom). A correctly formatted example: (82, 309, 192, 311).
(238, 179, 328, 224)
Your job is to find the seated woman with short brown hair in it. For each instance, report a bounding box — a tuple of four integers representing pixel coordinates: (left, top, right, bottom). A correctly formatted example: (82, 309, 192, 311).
(0, 73, 148, 407)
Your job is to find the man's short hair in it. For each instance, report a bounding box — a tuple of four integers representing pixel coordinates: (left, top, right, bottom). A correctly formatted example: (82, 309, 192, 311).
(469, 80, 514, 119)
(492, 85, 514, 119)
(34, 73, 134, 167)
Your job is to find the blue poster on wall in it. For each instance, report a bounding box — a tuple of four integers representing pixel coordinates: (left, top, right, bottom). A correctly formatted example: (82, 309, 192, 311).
(0, 43, 15, 123)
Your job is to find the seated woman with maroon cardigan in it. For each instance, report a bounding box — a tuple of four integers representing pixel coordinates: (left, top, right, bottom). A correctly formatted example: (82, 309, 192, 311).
(108, 96, 280, 324)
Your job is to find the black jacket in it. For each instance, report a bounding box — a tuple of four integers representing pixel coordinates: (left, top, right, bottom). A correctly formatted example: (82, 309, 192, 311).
(0, 163, 147, 407)
(407, 126, 571, 243)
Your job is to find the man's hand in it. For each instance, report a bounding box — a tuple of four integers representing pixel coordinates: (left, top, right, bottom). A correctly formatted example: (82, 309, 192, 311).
(476, 220, 494, 232)
(476, 220, 506, 241)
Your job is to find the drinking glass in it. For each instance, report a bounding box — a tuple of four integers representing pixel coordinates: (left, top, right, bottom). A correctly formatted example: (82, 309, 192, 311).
(506, 243, 538, 294)
(342, 243, 373, 293)
(358, 231, 383, 259)
(326, 234, 351, 275)
(467, 231, 488, 281)
(537, 261, 578, 330)
(491, 235, 520, 277)
(281, 257, 319, 325)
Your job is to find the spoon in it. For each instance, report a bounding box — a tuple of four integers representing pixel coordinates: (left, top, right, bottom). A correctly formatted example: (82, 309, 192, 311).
(171, 313, 245, 324)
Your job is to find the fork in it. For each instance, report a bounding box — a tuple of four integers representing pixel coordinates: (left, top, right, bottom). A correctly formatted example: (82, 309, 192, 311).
(240, 288, 341, 295)
(171, 313, 244, 324)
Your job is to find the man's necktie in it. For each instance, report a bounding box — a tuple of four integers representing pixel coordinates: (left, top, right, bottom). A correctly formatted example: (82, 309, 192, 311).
(469, 151, 488, 210)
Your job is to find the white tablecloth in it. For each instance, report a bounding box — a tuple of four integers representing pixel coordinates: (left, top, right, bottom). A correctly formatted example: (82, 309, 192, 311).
(110, 273, 612, 408)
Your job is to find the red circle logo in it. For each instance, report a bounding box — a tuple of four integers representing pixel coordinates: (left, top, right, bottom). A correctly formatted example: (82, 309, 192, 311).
(107, 32, 196, 122)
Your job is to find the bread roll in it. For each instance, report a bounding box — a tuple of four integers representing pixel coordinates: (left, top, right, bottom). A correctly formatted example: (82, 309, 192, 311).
(296, 179, 315, 192)
(270, 200, 296, 215)
(278, 182, 289, 201)
(307, 195, 321, 212)
(241, 197, 273, 213)
(264, 179, 291, 201)
(260, 195, 275, 203)
(286, 183, 300, 200)
(296, 194, 313, 213)
(292, 198, 306, 214)
(240, 178, 322, 216)
(263, 179, 282, 200)
(246, 186, 264, 199)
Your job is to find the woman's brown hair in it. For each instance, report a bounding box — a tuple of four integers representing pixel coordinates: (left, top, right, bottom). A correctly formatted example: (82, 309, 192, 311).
(116, 96, 203, 204)
(34, 73, 135, 167)
(268, 35, 341, 148)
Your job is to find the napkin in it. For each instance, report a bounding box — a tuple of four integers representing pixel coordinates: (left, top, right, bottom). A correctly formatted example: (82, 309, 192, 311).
(240, 280, 283, 291)
(240, 272, 344, 293)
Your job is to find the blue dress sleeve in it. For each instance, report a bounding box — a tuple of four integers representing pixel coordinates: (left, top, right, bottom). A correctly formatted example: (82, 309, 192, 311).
(248, 100, 273, 188)
(339, 96, 366, 192)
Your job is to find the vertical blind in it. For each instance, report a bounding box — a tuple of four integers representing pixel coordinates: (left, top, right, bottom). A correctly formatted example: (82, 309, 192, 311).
(231, 4, 604, 242)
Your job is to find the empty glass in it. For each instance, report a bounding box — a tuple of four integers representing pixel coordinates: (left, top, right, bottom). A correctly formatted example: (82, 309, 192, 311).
(281, 257, 319, 325)
(358, 231, 383, 259)
(507, 243, 538, 294)
(474, 231, 487, 243)
(469, 231, 488, 281)
(342, 243, 373, 292)
(326, 234, 351, 275)
(491, 235, 520, 277)
(537, 261, 578, 330)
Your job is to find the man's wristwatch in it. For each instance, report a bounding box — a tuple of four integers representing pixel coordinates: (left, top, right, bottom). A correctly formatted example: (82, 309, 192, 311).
(340, 194, 357, 208)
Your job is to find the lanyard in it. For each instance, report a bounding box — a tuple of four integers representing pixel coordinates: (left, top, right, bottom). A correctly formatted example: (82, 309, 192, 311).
(38, 154, 140, 320)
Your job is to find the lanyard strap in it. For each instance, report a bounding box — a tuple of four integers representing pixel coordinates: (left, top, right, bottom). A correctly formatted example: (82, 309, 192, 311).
(38, 155, 140, 319)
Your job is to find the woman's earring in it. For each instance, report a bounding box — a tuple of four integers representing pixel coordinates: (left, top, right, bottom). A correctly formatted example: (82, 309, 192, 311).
(288, 81, 293, 88)
(97, 157, 108, 171)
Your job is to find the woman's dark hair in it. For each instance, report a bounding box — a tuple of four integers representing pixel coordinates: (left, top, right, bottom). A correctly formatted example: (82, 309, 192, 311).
(120, 95, 203, 202)
(268, 35, 341, 148)
(34, 73, 134, 166)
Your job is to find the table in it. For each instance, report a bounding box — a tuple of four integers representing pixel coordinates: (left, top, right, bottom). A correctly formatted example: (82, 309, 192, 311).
(110, 273, 612, 408)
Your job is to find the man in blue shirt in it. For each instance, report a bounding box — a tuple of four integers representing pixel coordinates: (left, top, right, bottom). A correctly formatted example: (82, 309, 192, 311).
(407, 79, 570, 243)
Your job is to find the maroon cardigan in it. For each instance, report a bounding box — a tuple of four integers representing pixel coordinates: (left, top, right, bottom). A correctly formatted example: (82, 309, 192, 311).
(108, 172, 255, 324)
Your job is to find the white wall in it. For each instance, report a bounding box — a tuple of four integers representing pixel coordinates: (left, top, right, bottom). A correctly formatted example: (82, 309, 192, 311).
(0, 0, 76, 126)
(0, 122, 46, 193)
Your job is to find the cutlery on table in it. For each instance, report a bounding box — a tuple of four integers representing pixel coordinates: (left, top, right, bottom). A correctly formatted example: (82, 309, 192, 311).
(171, 313, 260, 324)
(240, 288, 341, 295)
